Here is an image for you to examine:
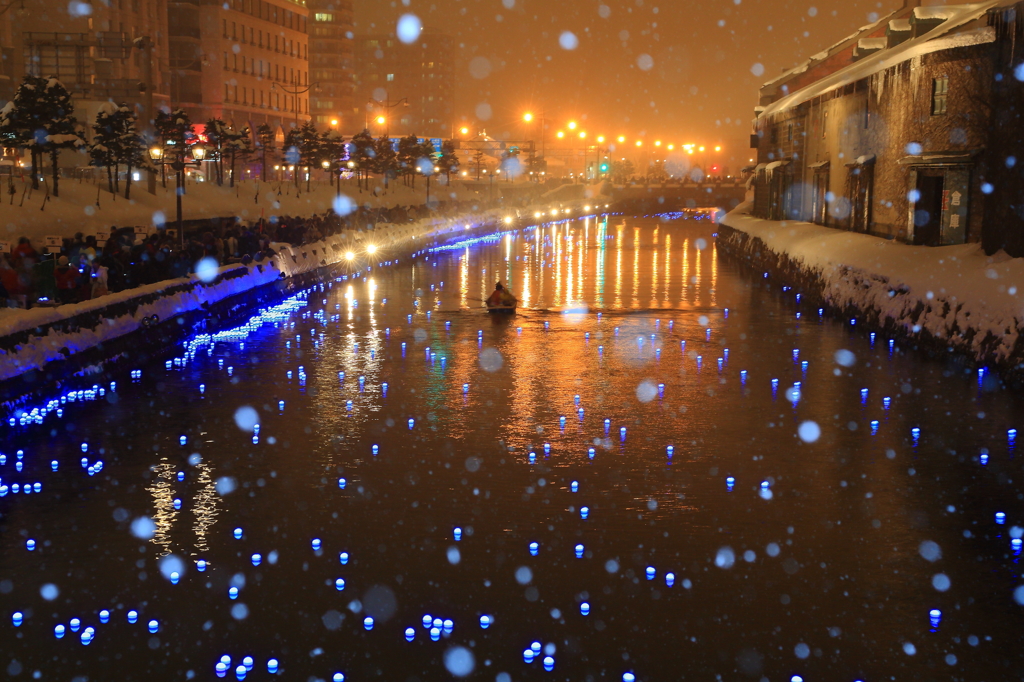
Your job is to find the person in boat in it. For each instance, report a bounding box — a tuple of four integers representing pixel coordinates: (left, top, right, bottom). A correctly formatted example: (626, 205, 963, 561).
(487, 282, 516, 307)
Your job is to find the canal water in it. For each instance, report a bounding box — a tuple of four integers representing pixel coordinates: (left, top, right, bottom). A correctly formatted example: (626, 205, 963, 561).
(2, 215, 1023, 681)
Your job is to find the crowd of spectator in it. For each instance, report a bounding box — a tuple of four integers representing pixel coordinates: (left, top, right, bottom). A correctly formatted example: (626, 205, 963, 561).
(0, 197, 500, 310)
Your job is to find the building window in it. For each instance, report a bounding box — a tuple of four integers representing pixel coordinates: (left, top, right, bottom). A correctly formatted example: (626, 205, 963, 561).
(821, 110, 828, 138)
(787, 123, 793, 141)
(315, 12, 333, 21)
(932, 76, 948, 116)
(386, 73, 394, 81)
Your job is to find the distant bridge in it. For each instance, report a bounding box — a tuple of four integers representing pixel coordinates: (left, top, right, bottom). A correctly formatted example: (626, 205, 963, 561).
(610, 183, 747, 213)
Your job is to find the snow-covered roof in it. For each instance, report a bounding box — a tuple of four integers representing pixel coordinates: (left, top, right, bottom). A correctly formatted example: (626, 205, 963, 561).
(857, 37, 887, 50)
(889, 18, 912, 32)
(914, 6, 956, 20)
(761, 10, 900, 90)
(759, 1, 1002, 121)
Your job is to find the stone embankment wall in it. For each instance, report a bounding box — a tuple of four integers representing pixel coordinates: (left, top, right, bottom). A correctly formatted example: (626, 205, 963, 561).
(717, 209, 1024, 382)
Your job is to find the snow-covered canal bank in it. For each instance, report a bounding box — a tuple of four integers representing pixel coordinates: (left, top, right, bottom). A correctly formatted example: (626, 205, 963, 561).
(719, 203, 1024, 374)
(2, 215, 1023, 680)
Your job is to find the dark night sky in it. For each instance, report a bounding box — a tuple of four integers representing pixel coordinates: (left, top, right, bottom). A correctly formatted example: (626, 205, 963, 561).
(353, 0, 903, 169)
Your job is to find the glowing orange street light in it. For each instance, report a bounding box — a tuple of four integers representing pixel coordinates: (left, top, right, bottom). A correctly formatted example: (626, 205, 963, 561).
(330, 118, 339, 127)
(667, 144, 675, 150)
(376, 116, 386, 125)
(654, 140, 661, 147)
(578, 131, 587, 139)
(460, 126, 469, 135)
(617, 135, 625, 143)
(635, 140, 643, 147)
(699, 145, 706, 152)
(714, 145, 722, 152)
(523, 112, 534, 122)
(567, 121, 577, 130)
(556, 131, 565, 138)
(597, 136, 605, 143)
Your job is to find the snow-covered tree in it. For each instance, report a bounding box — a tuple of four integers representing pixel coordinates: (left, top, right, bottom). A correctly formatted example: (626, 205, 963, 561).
(225, 125, 253, 188)
(89, 102, 146, 199)
(348, 129, 375, 191)
(154, 108, 195, 187)
(203, 118, 231, 186)
(436, 140, 460, 183)
(297, 121, 321, 192)
(284, 121, 321, 191)
(89, 105, 119, 196)
(610, 158, 635, 184)
(648, 159, 667, 183)
(372, 135, 398, 189)
(395, 134, 419, 186)
(256, 124, 276, 182)
(472, 150, 486, 180)
(319, 129, 347, 188)
(0, 75, 85, 196)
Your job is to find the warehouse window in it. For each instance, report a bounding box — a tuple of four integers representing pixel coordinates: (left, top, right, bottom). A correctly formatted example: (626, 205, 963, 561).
(932, 76, 948, 116)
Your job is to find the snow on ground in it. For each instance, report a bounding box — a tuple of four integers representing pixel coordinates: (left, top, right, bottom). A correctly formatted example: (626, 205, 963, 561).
(720, 202, 1024, 365)
(0, 173, 526, 243)
(0, 206, 507, 383)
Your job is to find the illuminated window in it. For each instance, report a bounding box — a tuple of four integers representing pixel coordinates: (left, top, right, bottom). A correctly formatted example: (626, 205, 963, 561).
(386, 73, 394, 81)
(315, 13, 333, 21)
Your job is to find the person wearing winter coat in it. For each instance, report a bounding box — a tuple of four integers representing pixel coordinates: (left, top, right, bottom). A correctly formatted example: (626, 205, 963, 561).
(54, 255, 80, 304)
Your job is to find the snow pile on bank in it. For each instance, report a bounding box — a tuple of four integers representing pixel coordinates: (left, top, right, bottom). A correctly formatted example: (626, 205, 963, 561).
(0, 261, 282, 382)
(0, 208, 505, 383)
(0, 175, 527, 243)
(720, 202, 1024, 364)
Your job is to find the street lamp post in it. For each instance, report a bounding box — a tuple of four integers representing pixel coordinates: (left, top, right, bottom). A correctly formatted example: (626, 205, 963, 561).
(523, 112, 550, 182)
(423, 164, 440, 205)
(148, 143, 207, 251)
(369, 96, 409, 138)
(0, 0, 27, 17)
(271, 78, 320, 131)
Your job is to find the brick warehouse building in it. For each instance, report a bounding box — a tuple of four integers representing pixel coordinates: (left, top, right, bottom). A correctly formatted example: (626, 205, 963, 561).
(750, 0, 1024, 256)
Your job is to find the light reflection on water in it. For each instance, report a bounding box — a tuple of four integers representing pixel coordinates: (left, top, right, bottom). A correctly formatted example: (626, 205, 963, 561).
(2, 216, 1023, 681)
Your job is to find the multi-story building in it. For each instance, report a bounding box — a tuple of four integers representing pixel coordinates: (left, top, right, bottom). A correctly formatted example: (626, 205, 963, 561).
(353, 29, 453, 138)
(308, 0, 354, 129)
(0, 0, 171, 127)
(168, 0, 311, 137)
(750, 0, 1024, 256)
